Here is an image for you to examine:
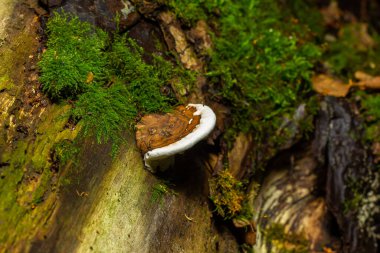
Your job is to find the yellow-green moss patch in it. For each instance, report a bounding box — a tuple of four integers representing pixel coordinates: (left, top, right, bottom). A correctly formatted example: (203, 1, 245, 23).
(0, 104, 79, 250)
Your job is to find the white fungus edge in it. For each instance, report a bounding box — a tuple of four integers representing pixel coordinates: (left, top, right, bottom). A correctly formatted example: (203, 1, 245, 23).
(144, 104, 216, 171)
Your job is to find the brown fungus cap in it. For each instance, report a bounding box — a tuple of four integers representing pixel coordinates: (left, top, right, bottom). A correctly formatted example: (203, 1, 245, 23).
(136, 105, 201, 153)
(135, 104, 216, 172)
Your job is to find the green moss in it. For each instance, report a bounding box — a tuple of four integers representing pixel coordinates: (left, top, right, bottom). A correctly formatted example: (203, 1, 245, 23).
(359, 93, 380, 143)
(210, 4, 320, 141)
(153, 55, 196, 104)
(363, 95, 380, 119)
(325, 23, 380, 79)
(38, 12, 196, 155)
(365, 123, 380, 143)
(162, 0, 321, 155)
(30, 105, 79, 171)
(0, 76, 14, 91)
(284, 0, 324, 37)
(107, 35, 174, 113)
(0, 29, 38, 81)
(0, 105, 78, 247)
(31, 169, 53, 205)
(0, 143, 28, 229)
(38, 12, 108, 100)
(107, 34, 196, 111)
(158, 0, 218, 25)
(209, 170, 246, 219)
(52, 139, 80, 167)
(71, 84, 137, 155)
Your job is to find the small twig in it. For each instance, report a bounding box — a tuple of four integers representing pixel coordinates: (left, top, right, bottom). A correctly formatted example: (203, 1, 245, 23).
(184, 214, 195, 222)
(76, 189, 89, 197)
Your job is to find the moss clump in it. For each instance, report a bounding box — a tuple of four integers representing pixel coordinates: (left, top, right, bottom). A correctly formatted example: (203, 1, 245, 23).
(158, 0, 218, 25)
(207, 0, 320, 143)
(107, 35, 176, 113)
(209, 170, 246, 219)
(162, 0, 321, 150)
(264, 223, 310, 253)
(0, 76, 14, 91)
(0, 104, 78, 248)
(30, 105, 80, 172)
(0, 26, 39, 82)
(363, 95, 380, 119)
(39, 12, 195, 154)
(52, 139, 80, 167)
(71, 84, 136, 155)
(285, 0, 324, 37)
(362, 94, 380, 145)
(343, 174, 370, 215)
(38, 12, 108, 100)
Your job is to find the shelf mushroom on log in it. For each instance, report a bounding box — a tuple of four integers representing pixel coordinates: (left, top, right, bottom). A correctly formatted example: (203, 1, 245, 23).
(136, 104, 216, 172)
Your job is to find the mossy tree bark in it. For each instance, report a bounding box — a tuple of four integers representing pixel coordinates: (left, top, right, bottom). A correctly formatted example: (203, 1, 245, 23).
(2, 1, 379, 253)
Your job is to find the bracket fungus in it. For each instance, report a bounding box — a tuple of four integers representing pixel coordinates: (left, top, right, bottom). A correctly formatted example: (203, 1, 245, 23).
(136, 104, 216, 172)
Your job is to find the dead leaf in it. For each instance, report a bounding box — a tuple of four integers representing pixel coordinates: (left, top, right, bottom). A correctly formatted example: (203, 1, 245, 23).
(354, 71, 380, 89)
(312, 74, 352, 97)
(362, 77, 380, 89)
(313, 72, 380, 97)
(355, 70, 373, 81)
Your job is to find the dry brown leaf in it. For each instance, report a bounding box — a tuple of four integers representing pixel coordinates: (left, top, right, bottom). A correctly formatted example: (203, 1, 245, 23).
(313, 71, 380, 97)
(312, 74, 352, 97)
(355, 70, 373, 81)
(354, 71, 380, 89)
(364, 78, 380, 89)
